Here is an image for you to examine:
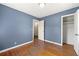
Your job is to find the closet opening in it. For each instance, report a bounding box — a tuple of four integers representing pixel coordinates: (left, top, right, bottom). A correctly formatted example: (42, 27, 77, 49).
(62, 14, 74, 46)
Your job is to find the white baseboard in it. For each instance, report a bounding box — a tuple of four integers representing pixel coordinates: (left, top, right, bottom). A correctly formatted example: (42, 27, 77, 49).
(45, 40, 62, 46)
(0, 41, 32, 53)
(74, 47, 79, 56)
(0, 40, 62, 53)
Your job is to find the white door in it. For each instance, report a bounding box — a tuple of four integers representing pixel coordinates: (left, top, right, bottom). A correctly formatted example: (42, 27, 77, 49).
(74, 9, 79, 55)
(38, 20, 44, 41)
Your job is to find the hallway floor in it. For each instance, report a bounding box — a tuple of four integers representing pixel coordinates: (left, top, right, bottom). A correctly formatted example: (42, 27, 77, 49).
(0, 39, 77, 56)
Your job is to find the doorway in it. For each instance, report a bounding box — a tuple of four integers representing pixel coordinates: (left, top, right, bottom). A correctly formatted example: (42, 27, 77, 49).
(34, 20, 38, 40)
(61, 14, 75, 45)
(33, 19, 44, 41)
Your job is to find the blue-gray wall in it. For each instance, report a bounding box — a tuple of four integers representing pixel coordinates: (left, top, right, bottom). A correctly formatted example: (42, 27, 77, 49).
(0, 4, 36, 50)
(43, 7, 79, 44)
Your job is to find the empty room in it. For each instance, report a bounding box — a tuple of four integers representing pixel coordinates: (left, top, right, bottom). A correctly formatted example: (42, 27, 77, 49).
(0, 3, 79, 56)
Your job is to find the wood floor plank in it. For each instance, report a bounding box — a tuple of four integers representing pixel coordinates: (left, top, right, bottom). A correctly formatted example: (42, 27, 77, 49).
(0, 39, 77, 56)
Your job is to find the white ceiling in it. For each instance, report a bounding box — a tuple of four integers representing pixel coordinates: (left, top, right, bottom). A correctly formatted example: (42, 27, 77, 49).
(2, 3, 79, 18)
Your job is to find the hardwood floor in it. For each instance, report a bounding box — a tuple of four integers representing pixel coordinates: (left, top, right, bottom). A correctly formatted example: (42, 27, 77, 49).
(0, 39, 77, 56)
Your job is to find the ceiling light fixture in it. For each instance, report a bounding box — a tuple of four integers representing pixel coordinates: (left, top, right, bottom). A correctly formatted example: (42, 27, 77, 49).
(39, 3, 46, 8)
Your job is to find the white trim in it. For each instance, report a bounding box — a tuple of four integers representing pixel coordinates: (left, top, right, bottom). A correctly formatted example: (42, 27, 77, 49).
(45, 40, 62, 46)
(61, 13, 75, 45)
(0, 41, 32, 53)
(61, 15, 63, 46)
(61, 13, 75, 18)
(32, 19, 34, 42)
(74, 47, 79, 56)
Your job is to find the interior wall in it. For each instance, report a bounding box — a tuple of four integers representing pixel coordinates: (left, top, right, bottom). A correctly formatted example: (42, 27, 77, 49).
(42, 7, 79, 44)
(0, 4, 36, 50)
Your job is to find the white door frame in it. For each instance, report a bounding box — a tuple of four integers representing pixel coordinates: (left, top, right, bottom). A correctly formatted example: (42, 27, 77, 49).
(74, 10, 79, 55)
(61, 13, 75, 46)
(32, 19, 44, 41)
